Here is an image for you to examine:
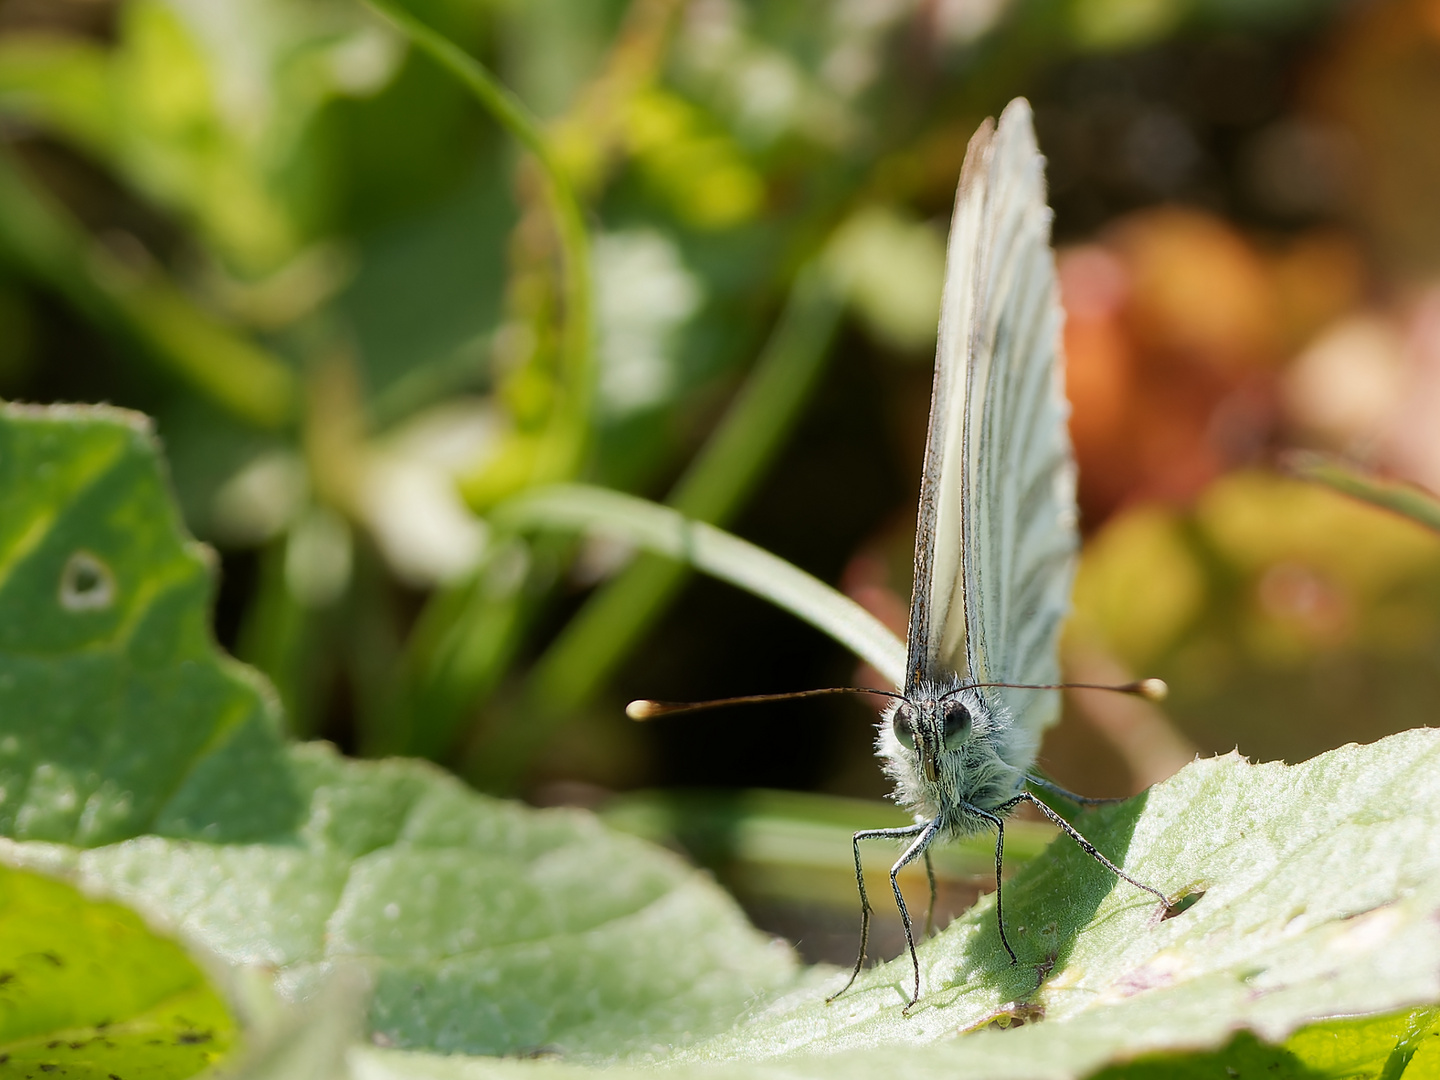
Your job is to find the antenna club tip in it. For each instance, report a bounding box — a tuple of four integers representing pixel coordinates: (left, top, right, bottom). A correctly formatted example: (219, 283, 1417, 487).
(1136, 678, 1168, 702)
(626, 699, 661, 721)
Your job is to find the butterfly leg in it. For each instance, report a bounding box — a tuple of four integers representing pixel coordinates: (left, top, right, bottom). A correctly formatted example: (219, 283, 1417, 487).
(889, 819, 943, 1011)
(827, 823, 928, 1004)
(961, 801, 1019, 965)
(923, 848, 937, 938)
(1025, 774, 1125, 807)
(1018, 792, 1170, 907)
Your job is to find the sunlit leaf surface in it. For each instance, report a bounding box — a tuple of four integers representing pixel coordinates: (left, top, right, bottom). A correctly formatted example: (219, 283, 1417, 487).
(335, 731, 1440, 1078)
(0, 404, 797, 1060)
(0, 864, 235, 1080)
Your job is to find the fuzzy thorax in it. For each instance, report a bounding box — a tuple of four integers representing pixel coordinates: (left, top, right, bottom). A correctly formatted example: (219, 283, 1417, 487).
(875, 680, 1038, 837)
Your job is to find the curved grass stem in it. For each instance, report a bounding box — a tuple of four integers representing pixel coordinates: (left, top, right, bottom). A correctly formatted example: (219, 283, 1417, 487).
(363, 0, 593, 481)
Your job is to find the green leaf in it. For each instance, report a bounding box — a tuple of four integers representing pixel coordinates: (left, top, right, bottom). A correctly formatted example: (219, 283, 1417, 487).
(1077, 1005, 1440, 1078)
(8, 744, 800, 1060)
(666, 731, 1440, 1075)
(0, 403, 301, 843)
(313, 730, 1440, 1078)
(1289, 1006, 1440, 1078)
(0, 403, 797, 1061)
(0, 863, 236, 1079)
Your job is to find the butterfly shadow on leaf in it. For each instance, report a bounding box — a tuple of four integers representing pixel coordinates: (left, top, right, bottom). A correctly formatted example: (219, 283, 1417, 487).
(933, 788, 1157, 1020)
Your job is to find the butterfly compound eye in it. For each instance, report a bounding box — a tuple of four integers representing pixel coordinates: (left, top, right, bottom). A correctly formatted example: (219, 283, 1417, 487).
(892, 704, 916, 750)
(942, 700, 971, 749)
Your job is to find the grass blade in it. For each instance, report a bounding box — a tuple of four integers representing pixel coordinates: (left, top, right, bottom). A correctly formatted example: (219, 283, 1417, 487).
(1284, 451, 1440, 535)
(491, 483, 906, 686)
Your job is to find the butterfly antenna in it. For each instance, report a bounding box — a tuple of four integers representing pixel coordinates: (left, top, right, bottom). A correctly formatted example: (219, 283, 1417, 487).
(627, 686, 906, 720)
(951, 678, 1168, 702)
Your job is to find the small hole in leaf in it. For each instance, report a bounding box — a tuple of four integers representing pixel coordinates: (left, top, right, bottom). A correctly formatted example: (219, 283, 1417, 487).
(59, 551, 115, 612)
(1162, 887, 1207, 920)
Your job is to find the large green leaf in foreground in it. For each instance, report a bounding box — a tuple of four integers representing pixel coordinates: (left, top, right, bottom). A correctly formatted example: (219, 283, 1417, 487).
(0, 403, 797, 1061)
(315, 728, 1440, 1079)
(680, 729, 1440, 1071)
(4, 402, 1440, 1079)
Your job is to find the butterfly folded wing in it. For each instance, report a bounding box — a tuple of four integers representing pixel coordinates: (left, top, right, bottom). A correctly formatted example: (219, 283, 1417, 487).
(908, 99, 1076, 749)
(962, 99, 1077, 745)
(904, 117, 992, 697)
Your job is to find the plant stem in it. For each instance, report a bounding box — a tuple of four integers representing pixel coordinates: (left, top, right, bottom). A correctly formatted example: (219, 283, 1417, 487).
(1284, 451, 1440, 535)
(467, 265, 847, 790)
(363, 0, 593, 482)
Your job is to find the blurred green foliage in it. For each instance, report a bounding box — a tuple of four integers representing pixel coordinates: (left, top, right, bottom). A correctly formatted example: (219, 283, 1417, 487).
(5, 0, 1438, 822)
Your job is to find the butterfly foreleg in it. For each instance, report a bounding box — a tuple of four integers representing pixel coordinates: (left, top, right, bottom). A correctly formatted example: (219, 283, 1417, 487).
(962, 800, 1020, 965)
(923, 848, 937, 938)
(1018, 792, 1171, 908)
(889, 819, 943, 1011)
(827, 822, 929, 1006)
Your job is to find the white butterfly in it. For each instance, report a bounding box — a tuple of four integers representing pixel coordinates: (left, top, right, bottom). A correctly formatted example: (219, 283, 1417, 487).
(828, 98, 1171, 1009)
(627, 97, 1170, 1010)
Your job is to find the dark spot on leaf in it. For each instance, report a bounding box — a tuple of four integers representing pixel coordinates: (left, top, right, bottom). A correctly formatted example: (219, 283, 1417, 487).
(41, 952, 63, 967)
(1162, 886, 1207, 920)
(39, 1066, 56, 1073)
(46, 1042, 60, 1049)
(0, 1053, 8, 1063)
(0, 971, 14, 985)
(513, 1045, 563, 1059)
(68, 1041, 85, 1049)
(175, 1031, 211, 1045)
(109, 1075, 122, 1080)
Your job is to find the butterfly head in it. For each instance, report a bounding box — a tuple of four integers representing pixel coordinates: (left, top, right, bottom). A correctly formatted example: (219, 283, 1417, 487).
(890, 694, 972, 782)
(878, 680, 1033, 823)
